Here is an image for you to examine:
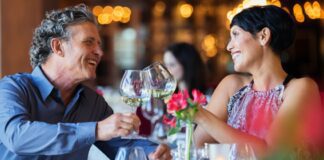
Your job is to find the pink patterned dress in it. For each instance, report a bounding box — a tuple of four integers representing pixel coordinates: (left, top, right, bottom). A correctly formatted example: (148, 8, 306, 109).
(227, 76, 291, 139)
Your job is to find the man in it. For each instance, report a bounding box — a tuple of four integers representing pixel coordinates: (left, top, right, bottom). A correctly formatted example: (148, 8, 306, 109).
(0, 4, 171, 159)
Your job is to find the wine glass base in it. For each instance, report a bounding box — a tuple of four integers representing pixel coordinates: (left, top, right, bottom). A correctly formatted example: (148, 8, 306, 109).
(147, 136, 171, 145)
(121, 134, 148, 140)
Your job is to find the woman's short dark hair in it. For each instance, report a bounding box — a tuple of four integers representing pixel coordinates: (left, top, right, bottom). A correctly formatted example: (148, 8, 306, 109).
(230, 5, 296, 55)
(29, 4, 96, 68)
(166, 42, 208, 93)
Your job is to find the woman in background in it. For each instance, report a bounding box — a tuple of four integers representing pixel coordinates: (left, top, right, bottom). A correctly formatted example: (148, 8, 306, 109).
(193, 5, 321, 158)
(163, 42, 210, 95)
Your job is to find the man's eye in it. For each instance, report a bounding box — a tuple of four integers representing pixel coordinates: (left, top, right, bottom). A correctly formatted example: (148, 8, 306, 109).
(85, 40, 93, 45)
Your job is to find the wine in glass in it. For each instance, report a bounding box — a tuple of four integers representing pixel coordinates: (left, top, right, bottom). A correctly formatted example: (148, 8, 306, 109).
(120, 70, 149, 139)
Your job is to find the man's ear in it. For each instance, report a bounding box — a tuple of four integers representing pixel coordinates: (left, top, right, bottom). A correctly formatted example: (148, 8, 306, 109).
(50, 38, 64, 57)
(258, 27, 271, 46)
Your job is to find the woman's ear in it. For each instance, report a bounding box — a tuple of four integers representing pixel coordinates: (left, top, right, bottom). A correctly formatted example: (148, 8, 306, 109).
(50, 38, 64, 57)
(258, 27, 271, 46)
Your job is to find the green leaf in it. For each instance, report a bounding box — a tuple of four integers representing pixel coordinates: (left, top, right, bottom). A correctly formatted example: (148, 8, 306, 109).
(187, 99, 194, 106)
(168, 127, 181, 136)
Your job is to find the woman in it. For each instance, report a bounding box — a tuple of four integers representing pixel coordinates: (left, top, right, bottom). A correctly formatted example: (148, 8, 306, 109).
(193, 5, 321, 157)
(163, 42, 209, 94)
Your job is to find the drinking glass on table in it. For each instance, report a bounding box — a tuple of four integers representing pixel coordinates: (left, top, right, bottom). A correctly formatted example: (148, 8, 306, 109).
(229, 143, 256, 160)
(120, 70, 149, 139)
(115, 146, 148, 160)
(141, 62, 177, 143)
(141, 95, 167, 143)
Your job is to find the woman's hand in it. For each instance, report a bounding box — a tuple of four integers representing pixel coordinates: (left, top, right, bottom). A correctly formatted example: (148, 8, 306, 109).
(148, 144, 172, 160)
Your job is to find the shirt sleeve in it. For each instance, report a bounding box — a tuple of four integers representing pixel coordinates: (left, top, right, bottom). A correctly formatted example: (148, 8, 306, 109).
(0, 78, 97, 155)
(95, 138, 158, 159)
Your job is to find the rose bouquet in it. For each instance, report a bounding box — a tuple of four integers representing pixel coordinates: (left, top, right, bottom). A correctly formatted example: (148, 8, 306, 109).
(163, 89, 207, 160)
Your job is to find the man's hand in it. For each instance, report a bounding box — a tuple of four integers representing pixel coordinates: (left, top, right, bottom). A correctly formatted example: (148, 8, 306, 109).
(96, 113, 140, 141)
(148, 144, 172, 160)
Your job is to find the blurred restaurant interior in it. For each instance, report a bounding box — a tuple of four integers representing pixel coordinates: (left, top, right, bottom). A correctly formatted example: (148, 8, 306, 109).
(1, 0, 324, 91)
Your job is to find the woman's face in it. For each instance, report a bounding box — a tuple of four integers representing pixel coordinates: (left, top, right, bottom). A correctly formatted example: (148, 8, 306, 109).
(226, 25, 262, 72)
(163, 51, 184, 81)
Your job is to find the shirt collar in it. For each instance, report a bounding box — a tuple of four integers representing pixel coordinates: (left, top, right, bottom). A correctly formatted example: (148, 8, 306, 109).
(31, 66, 86, 101)
(31, 66, 55, 100)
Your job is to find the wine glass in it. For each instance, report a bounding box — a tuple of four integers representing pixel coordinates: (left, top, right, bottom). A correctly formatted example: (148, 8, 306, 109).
(143, 62, 177, 101)
(208, 143, 232, 160)
(229, 143, 257, 160)
(142, 62, 177, 143)
(141, 96, 168, 143)
(141, 95, 164, 127)
(115, 146, 148, 160)
(120, 70, 149, 139)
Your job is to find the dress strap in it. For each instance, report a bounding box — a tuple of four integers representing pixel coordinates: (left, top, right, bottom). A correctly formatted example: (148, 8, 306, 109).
(283, 75, 293, 87)
(251, 75, 292, 88)
(279, 75, 293, 102)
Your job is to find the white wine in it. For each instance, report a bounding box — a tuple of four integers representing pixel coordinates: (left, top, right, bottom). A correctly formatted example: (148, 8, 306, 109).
(151, 81, 176, 99)
(151, 89, 173, 99)
(121, 96, 142, 107)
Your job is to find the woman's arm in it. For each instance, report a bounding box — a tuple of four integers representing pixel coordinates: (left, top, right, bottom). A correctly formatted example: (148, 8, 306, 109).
(194, 74, 268, 156)
(194, 74, 249, 147)
(195, 106, 268, 156)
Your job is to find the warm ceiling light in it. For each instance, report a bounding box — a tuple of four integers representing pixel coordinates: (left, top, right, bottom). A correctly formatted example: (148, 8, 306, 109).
(103, 6, 113, 14)
(123, 7, 132, 18)
(92, 6, 103, 16)
(98, 13, 112, 24)
(312, 1, 321, 18)
(293, 4, 305, 22)
(153, 1, 166, 17)
(179, 3, 193, 18)
(202, 35, 217, 57)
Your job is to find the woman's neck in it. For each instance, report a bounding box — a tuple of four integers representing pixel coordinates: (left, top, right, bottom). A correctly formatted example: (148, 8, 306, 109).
(250, 53, 287, 91)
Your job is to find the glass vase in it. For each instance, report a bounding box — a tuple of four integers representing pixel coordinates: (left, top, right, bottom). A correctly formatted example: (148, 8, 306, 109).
(185, 122, 195, 160)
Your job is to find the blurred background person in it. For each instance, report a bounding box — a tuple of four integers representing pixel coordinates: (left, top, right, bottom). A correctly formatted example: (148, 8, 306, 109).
(163, 42, 211, 96)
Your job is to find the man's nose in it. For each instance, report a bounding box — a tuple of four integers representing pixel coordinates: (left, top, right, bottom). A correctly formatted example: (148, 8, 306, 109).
(95, 46, 104, 58)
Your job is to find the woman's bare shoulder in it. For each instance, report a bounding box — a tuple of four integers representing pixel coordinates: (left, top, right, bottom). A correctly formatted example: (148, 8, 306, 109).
(286, 77, 319, 92)
(219, 73, 252, 95)
(283, 77, 321, 108)
(222, 73, 252, 88)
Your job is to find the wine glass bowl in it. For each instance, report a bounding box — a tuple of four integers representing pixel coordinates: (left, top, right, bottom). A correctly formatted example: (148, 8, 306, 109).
(120, 70, 149, 110)
(143, 62, 177, 100)
(115, 146, 148, 160)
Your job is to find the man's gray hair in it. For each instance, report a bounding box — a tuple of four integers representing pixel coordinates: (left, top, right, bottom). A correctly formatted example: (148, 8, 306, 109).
(29, 4, 96, 68)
